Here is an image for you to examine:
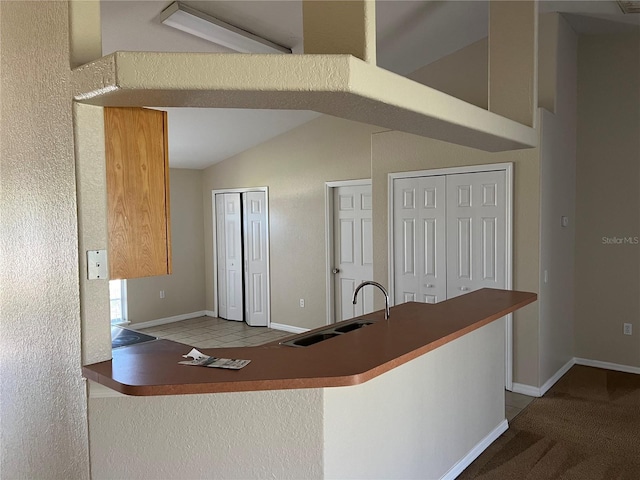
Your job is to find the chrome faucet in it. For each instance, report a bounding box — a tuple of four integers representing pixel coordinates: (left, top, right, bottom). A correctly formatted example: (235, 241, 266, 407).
(352, 281, 390, 320)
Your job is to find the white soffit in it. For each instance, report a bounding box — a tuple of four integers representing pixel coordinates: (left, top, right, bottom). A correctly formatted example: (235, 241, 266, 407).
(72, 52, 537, 152)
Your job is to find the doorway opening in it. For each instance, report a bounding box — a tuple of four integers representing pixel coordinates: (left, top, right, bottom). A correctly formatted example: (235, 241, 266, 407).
(109, 279, 127, 325)
(325, 179, 374, 325)
(212, 188, 270, 327)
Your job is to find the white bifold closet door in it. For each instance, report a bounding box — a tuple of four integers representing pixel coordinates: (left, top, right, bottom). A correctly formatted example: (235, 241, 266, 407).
(393, 170, 506, 305)
(216, 191, 269, 325)
(216, 193, 244, 321)
(243, 191, 268, 327)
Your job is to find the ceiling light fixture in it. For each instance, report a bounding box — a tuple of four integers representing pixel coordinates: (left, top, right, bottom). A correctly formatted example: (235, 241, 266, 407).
(617, 1, 640, 14)
(160, 2, 291, 54)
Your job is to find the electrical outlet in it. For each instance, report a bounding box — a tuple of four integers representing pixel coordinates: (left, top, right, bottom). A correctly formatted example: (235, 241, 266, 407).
(299, 298, 305, 308)
(624, 323, 632, 335)
(160, 290, 165, 299)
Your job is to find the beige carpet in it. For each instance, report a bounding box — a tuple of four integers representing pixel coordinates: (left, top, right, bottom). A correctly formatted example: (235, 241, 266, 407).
(459, 366, 640, 480)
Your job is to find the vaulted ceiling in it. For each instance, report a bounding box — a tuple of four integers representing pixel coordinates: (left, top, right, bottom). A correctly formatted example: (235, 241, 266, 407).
(100, 1, 639, 169)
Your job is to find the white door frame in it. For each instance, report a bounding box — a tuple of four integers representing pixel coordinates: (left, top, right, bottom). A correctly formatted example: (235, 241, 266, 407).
(211, 187, 271, 327)
(324, 179, 372, 326)
(388, 163, 514, 390)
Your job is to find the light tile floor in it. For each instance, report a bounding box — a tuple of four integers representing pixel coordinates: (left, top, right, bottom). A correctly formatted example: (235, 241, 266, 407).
(505, 390, 535, 421)
(138, 316, 536, 417)
(138, 316, 292, 349)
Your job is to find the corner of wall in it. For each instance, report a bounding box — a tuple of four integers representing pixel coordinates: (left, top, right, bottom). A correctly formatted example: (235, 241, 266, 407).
(69, 0, 102, 68)
(536, 12, 577, 387)
(74, 103, 112, 365)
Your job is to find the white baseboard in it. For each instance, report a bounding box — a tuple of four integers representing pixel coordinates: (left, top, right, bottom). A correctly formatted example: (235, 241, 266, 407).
(512, 357, 639, 399)
(539, 358, 576, 396)
(574, 357, 640, 375)
(129, 311, 208, 330)
(512, 358, 576, 398)
(204, 310, 216, 318)
(440, 419, 509, 480)
(129, 313, 308, 333)
(511, 383, 542, 397)
(270, 323, 309, 334)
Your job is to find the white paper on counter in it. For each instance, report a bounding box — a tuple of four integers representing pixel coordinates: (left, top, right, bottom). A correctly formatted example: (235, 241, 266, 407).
(179, 348, 251, 370)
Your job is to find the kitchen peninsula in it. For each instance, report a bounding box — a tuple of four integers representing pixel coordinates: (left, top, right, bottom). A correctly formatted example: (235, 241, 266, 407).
(86, 288, 535, 479)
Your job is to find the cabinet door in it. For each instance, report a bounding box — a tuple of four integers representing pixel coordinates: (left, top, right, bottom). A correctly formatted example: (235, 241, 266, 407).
(105, 107, 172, 279)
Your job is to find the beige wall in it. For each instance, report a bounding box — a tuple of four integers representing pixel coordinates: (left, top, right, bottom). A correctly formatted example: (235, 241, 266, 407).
(0, 2, 90, 478)
(202, 115, 380, 330)
(409, 38, 488, 109)
(127, 168, 206, 324)
(488, 0, 538, 127)
(537, 15, 577, 384)
(575, 33, 640, 367)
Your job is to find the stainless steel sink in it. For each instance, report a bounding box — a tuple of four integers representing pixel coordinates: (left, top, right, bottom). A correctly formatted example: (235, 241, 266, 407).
(334, 320, 373, 333)
(280, 319, 374, 347)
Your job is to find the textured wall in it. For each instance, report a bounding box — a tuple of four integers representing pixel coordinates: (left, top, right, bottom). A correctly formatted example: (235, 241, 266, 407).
(89, 389, 324, 479)
(202, 115, 379, 330)
(0, 2, 89, 478)
(575, 33, 640, 367)
(127, 168, 206, 324)
(75, 103, 112, 365)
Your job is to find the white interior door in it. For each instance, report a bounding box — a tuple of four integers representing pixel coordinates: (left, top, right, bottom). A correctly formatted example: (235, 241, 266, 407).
(393, 176, 447, 305)
(243, 191, 268, 327)
(333, 185, 373, 321)
(220, 193, 243, 322)
(446, 171, 506, 298)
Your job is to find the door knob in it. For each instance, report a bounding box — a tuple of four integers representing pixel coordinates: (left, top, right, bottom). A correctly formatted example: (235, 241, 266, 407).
(332, 268, 340, 274)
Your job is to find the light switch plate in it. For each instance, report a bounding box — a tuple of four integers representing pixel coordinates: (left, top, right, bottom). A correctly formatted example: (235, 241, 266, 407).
(87, 250, 108, 280)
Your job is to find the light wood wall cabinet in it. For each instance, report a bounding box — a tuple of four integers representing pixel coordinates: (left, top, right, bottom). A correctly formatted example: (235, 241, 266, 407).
(104, 107, 172, 279)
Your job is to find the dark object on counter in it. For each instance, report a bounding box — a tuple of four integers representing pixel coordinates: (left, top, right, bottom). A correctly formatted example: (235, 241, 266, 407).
(111, 326, 157, 349)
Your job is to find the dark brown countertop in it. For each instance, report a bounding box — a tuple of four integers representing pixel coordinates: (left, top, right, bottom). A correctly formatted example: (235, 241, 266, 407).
(83, 288, 536, 396)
